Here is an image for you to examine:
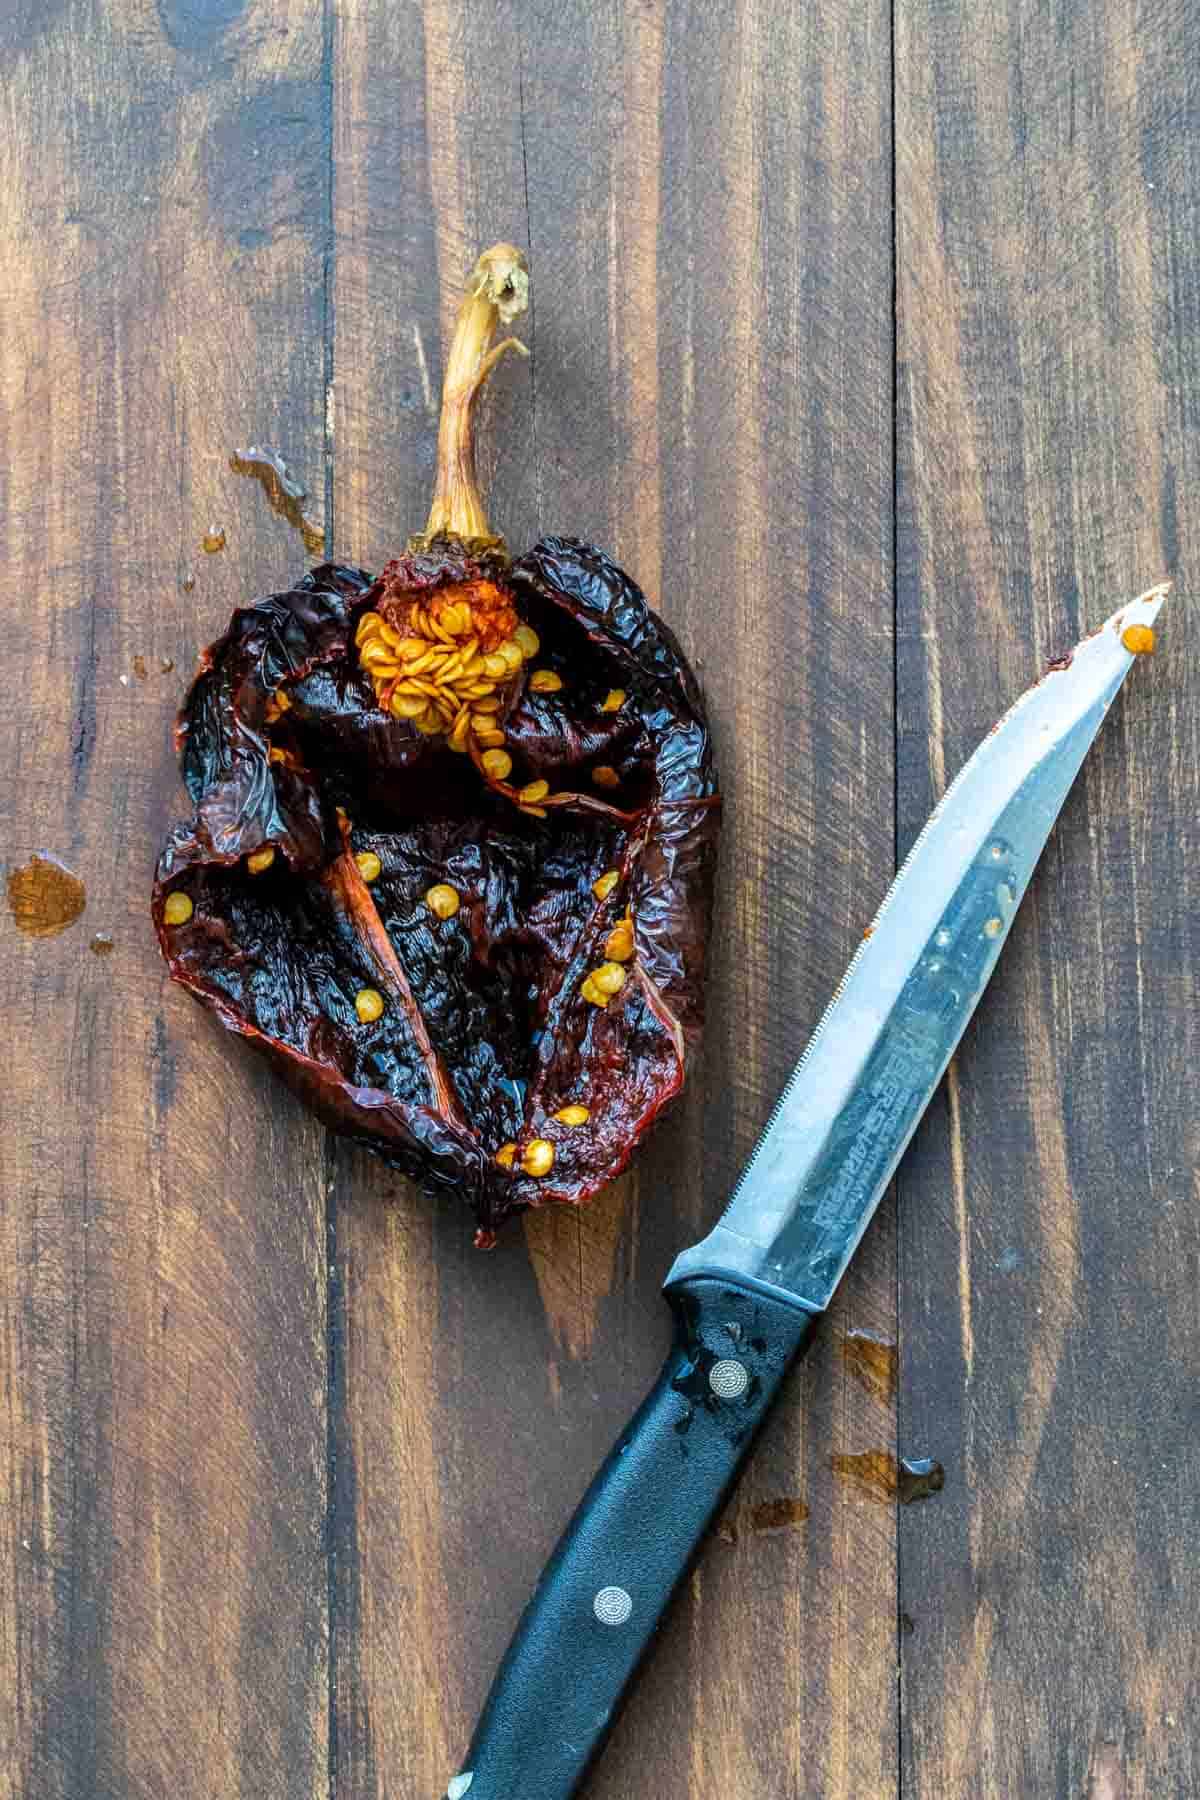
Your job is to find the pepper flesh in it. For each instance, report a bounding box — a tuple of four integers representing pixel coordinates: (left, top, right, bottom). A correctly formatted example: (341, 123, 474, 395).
(152, 248, 720, 1242)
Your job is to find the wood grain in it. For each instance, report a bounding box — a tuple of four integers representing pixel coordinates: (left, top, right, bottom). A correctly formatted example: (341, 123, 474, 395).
(329, 2, 895, 1796)
(896, 2, 1200, 1794)
(327, 5, 540, 1797)
(0, 4, 331, 1796)
(8, 3, 1197, 1798)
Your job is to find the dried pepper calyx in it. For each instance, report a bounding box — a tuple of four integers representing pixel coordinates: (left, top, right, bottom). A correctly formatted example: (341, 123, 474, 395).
(154, 246, 720, 1244)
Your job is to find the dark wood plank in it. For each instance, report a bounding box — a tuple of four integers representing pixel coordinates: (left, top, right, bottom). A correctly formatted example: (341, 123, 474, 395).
(327, 5, 538, 1796)
(330, 2, 896, 1795)
(0, 5, 331, 1795)
(896, 3, 1200, 1794)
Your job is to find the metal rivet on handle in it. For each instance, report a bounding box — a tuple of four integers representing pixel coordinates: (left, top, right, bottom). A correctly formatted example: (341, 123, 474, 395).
(709, 1359, 750, 1399)
(446, 1776, 473, 1799)
(593, 1586, 633, 1626)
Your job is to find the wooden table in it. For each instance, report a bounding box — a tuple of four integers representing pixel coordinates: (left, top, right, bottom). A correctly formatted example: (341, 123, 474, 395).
(3, 3, 1197, 1795)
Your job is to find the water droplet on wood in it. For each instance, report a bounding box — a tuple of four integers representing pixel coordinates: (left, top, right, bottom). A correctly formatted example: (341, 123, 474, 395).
(898, 1457, 944, 1504)
(89, 931, 115, 956)
(202, 526, 227, 554)
(831, 1450, 945, 1504)
(160, 656, 175, 673)
(132, 655, 148, 680)
(7, 854, 86, 937)
(182, 575, 196, 593)
(230, 445, 325, 555)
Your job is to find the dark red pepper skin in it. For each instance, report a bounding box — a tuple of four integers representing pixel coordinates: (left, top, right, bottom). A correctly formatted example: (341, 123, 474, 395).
(153, 536, 720, 1240)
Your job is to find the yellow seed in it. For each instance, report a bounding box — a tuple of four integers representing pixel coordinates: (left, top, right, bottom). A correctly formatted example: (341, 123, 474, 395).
(600, 688, 626, 713)
(274, 689, 293, 713)
(360, 641, 398, 669)
(520, 779, 550, 804)
(163, 891, 193, 926)
(472, 693, 503, 714)
(481, 748, 513, 780)
(391, 691, 429, 719)
(483, 654, 509, 679)
(247, 846, 276, 874)
(475, 727, 507, 749)
(514, 624, 540, 659)
(462, 681, 497, 699)
(355, 987, 384, 1023)
(497, 638, 525, 672)
(355, 612, 382, 646)
(413, 709, 443, 734)
(403, 649, 440, 676)
(580, 976, 607, 1007)
(425, 883, 460, 920)
(495, 1142, 518, 1170)
(605, 922, 635, 962)
(554, 1104, 590, 1127)
(355, 851, 382, 883)
(592, 765, 620, 789)
(399, 636, 428, 660)
(591, 961, 627, 997)
(519, 804, 548, 819)
(522, 1138, 556, 1177)
(529, 668, 563, 694)
(449, 710, 473, 752)
(377, 623, 405, 651)
(1122, 622, 1155, 656)
(592, 869, 620, 902)
(443, 601, 472, 636)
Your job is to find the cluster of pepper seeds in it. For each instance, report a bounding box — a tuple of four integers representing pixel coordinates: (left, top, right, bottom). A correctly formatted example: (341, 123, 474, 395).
(355, 583, 538, 781)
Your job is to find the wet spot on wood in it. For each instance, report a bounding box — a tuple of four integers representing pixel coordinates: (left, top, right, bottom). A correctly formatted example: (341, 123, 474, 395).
(132, 655, 148, 680)
(231, 445, 324, 554)
(7, 854, 87, 937)
(832, 1449, 897, 1501)
(840, 1329, 897, 1403)
(202, 526, 227, 554)
(831, 1450, 945, 1504)
(713, 1496, 809, 1545)
(89, 932, 115, 956)
(897, 1457, 944, 1504)
(749, 1497, 809, 1535)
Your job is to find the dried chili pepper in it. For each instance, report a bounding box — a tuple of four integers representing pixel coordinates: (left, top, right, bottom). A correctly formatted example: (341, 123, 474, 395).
(153, 246, 720, 1243)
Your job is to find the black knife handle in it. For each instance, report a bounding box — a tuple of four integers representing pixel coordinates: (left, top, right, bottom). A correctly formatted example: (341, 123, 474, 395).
(443, 1276, 820, 1800)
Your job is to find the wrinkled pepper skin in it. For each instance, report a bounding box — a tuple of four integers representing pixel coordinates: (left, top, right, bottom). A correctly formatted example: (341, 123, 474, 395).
(154, 535, 719, 1241)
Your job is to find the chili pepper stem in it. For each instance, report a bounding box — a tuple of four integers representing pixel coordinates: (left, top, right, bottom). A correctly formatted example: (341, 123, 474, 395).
(422, 243, 529, 545)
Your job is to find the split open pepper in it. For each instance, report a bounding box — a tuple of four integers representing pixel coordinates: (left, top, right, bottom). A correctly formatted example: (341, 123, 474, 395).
(153, 246, 720, 1244)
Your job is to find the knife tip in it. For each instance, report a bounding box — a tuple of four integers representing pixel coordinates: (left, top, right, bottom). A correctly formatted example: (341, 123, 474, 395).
(1118, 580, 1170, 636)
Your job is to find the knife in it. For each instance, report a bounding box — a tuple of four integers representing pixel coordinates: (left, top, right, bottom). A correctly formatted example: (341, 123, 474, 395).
(443, 585, 1167, 1800)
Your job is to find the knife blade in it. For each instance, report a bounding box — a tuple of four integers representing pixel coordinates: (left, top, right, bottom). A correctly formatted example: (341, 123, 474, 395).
(445, 584, 1166, 1800)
